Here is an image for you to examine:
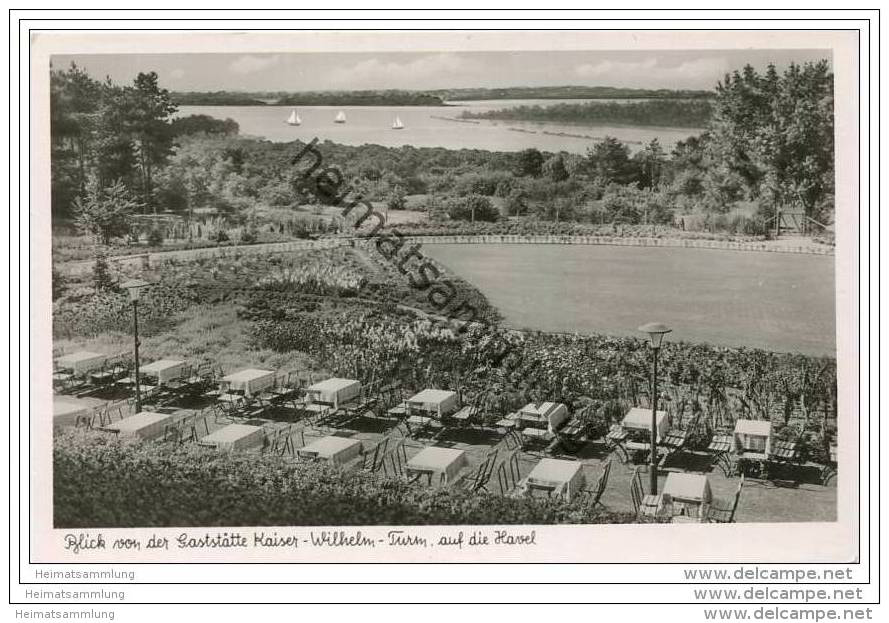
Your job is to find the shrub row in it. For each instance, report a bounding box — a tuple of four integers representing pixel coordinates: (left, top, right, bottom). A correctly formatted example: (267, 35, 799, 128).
(54, 431, 640, 528)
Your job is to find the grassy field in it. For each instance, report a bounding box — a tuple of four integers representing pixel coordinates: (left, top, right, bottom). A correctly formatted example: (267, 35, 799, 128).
(424, 244, 836, 356)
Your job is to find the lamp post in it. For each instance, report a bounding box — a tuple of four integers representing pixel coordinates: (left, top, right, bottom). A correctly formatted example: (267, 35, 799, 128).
(122, 279, 151, 413)
(638, 322, 672, 495)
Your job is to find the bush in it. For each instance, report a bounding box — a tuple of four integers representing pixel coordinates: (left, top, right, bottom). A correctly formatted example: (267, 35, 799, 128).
(210, 227, 230, 243)
(146, 228, 164, 247)
(51, 266, 66, 301)
(239, 226, 259, 245)
(445, 194, 499, 223)
(54, 431, 641, 528)
(92, 252, 117, 292)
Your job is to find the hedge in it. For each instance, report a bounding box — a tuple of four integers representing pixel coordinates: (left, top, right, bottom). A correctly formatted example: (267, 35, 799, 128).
(54, 431, 641, 528)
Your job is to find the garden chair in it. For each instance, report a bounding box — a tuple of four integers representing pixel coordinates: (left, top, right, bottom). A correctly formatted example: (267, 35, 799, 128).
(379, 439, 409, 479)
(74, 406, 101, 430)
(821, 445, 838, 486)
(501, 428, 525, 452)
(658, 428, 690, 468)
(765, 425, 805, 480)
(164, 413, 205, 445)
(52, 363, 73, 390)
(553, 413, 588, 454)
(581, 460, 612, 510)
(361, 436, 390, 473)
(57, 371, 86, 395)
(605, 424, 630, 463)
(163, 364, 193, 393)
(630, 467, 669, 520)
(494, 449, 522, 495)
(265, 425, 301, 456)
(457, 448, 499, 493)
(707, 430, 736, 477)
(269, 371, 300, 402)
(706, 475, 745, 523)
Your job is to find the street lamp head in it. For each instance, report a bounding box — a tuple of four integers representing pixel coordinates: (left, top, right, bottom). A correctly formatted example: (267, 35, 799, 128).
(638, 322, 672, 349)
(121, 278, 151, 303)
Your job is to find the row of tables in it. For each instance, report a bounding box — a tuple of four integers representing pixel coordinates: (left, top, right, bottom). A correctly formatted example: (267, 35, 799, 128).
(55, 353, 737, 506)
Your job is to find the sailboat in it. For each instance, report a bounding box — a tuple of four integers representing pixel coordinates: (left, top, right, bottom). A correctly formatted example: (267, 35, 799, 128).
(334, 110, 347, 124)
(392, 115, 404, 130)
(286, 109, 301, 126)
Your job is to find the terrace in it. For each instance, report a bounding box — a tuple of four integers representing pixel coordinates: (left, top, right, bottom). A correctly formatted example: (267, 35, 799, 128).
(52, 350, 837, 524)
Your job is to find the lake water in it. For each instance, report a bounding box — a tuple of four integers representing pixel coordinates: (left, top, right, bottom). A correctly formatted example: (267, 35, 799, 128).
(178, 99, 701, 154)
(422, 244, 836, 356)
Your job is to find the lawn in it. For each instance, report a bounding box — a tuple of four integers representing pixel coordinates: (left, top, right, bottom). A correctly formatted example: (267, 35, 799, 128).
(423, 244, 836, 356)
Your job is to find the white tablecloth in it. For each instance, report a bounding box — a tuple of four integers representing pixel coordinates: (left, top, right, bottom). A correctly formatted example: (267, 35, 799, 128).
(221, 369, 275, 396)
(622, 407, 670, 442)
(56, 351, 107, 375)
(53, 397, 91, 429)
(299, 436, 363, 465)
(200, 424, 264, 452)
(525, 458, 585, 501)
(663, 472, 713, 505)
(406, 389, 458, 418)
(141, 359, 186, 384)
(406, 447, 468, 484)
(306, 378, 361, 408)
(107, 411, 175, 440)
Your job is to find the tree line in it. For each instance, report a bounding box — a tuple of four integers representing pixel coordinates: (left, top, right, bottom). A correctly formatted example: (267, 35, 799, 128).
(461, 99, 713, 128)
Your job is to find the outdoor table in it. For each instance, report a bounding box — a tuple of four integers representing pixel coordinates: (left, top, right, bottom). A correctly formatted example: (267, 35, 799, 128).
(221, 368, 276, 397)
(407, 415, 434, 426)
(406, 389, 458, 419)
(141, 359, 186, 385)
(217, 393, 245, 405)
(105, 411, 175, 440)
(733, 419, 772, 454)
(662, 473, 713, 515)
(497, 412, 521, 428)
(451, 406, 475, 423)
(522, 458, 585, 501)
(406, 447, 468, 485)
(522, 427, 552, 442)
(199, 424, 264, 452)
(53, 396, 90, 429)
(621, 407, 670, 443)
(305, 378, 361, 409)
(298, 436, 363, 466)
(517, 402, 569, 433)
(55, 351, 107, 375)
(387, 402, 409, 417)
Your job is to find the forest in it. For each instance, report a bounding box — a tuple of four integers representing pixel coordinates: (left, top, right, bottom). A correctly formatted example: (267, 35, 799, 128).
(434, 85, 714, 100)
(171, 89, 446, 107)
(460, 99, 713, 128)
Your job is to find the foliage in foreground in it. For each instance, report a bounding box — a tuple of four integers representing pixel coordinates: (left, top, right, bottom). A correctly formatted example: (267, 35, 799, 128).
(54, 431, 638, 528)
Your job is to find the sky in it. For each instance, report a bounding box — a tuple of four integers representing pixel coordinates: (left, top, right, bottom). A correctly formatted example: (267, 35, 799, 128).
(51, 49, 832, 93)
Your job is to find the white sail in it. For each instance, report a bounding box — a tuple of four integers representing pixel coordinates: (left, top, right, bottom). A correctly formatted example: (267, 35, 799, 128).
(392, 115, 404, 130)
(295, 112, 302, 125)
(334, 110, 347, 123)
(286, 109, 300, 125)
